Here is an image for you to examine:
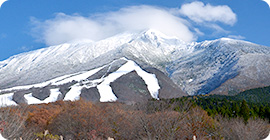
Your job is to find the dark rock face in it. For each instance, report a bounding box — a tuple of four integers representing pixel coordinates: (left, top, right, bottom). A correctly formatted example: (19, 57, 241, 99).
(80, 87, 100, 102)
(110, 68, 187, 103)
(31, 86, 51, 100)
(13, 91, 27, 104)
(145, 68, 186, 99)
(12, 86, 54, 104)
(111, 71, 152, 104)
(58, 82, 75, 100)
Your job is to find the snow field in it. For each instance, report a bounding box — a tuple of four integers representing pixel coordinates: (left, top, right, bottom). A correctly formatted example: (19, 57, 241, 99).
(0, 93, 17, 107)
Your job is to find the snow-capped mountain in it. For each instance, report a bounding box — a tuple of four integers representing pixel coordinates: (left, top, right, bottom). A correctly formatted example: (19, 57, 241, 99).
(0, 29, 270, 105)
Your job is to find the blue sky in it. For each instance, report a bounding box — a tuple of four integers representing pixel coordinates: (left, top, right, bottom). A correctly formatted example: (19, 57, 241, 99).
(0, 0, 269, 61)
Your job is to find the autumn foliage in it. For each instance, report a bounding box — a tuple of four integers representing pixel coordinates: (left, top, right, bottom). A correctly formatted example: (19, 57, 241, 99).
(0, 99, 269, 139)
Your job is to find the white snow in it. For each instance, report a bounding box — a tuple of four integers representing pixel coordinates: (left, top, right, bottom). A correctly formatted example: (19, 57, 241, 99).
(0, 134, 6, 140)
(97, 84, 118, 102)
(0, 93, 17, 107)
(97, 59, 160, 102)
(0, 32, 135, 92)
(143, 29, 179, 40)
(24, 88, 61, 104)
(1, 29, 270, 98)
(63, 84, 83, 101)
(0, 66, 103, 93)
(52, 66, 104, 85)
(1, 58, 160, 104)
(0, 83, 49, 93)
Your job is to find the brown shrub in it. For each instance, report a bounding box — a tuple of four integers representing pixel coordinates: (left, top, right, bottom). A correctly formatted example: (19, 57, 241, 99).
(219, 117, 270, 140)
(47, 100, 112, 139)
(0, 105, 33, 139)
(180, 107, 222, 140)
(1, 99, 267, 140)
(26, 101, 63, 131)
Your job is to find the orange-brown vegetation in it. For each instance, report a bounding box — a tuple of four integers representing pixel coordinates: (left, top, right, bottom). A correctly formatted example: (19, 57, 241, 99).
(0, 99, 269, 140)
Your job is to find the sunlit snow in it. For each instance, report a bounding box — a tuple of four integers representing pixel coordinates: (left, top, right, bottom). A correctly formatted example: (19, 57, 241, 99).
(53, 66, 104, 85)
(24, 89, 61, 104)
(0, 93, 17, 107)
(63, 85, 83, 101)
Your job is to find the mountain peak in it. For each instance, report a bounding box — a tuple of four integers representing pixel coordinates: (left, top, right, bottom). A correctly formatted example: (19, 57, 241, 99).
(0, 29, 270, 103)
(141, 29, 179, 41)
(220, 37, 233, 41)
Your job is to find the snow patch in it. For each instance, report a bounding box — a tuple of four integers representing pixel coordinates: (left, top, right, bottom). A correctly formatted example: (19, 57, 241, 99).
(24, 89, 61, 104)
(0, 93, 17, 107)
(63, 85, 83, 101)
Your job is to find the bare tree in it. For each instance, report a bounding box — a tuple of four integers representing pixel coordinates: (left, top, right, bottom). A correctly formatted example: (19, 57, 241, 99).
(219, 117, 270, 140)
(0, 105, 33, 139)
(179, 107, 222, 140)
(130, 99, 193, 140)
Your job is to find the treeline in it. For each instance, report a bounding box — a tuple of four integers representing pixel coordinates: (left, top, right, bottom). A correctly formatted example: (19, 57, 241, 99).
(0, 99, 270, 140)
(189, 97, 270, 123)
(193, 85, 270, 122)
(193, 85, 270, 104)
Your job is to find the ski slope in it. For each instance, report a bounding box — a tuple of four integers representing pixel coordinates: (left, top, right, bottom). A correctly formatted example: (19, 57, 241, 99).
(0, 58, 160, 105)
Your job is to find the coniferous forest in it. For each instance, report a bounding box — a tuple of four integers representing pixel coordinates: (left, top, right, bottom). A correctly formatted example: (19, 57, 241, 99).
(0, 86, 269, 140)
(185, 85, 270, 123)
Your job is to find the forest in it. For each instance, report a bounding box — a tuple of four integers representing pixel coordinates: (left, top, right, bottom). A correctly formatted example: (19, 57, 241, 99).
(0, 86, 270, 140)
(179, 85, 270, 123)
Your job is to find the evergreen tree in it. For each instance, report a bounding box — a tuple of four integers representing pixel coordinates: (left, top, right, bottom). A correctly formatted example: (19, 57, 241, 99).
(259, 106, 266, 119)
(239, 100, 250, 124)
(232, 102, 240, 117)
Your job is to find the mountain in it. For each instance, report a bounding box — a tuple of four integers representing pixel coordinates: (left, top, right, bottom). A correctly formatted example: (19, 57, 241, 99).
(0, 29, 270, 105)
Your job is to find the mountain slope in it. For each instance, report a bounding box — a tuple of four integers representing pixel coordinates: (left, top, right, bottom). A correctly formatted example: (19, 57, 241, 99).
(0, 57, 186, 106)
(0, 29, 270, 104)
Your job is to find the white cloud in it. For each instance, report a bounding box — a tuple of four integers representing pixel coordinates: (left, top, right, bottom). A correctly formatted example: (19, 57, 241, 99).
(31, 2, 237, 46)
(31, 6, 195, 46)
(179, 1, 237, 25)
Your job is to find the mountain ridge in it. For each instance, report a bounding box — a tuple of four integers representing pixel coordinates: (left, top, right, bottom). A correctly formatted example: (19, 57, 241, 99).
(0, 29, 270, 105)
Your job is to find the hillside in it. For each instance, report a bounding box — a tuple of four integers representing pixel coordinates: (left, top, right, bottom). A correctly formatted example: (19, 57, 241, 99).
(0, 30, 270, 104)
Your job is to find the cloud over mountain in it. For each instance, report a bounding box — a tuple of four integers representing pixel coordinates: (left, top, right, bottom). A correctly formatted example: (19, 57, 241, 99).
(31, 2, 237, 46)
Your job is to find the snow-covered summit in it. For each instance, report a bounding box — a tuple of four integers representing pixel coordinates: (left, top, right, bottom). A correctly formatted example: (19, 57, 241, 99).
(0, 29, 270, 97)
